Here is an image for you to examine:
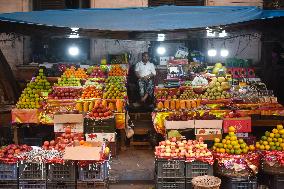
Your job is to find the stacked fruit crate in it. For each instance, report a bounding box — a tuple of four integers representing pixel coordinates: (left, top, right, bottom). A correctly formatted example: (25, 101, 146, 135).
(0, 163, 18, 189)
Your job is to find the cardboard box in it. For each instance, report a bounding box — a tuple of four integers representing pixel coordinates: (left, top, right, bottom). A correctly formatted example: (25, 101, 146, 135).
(194, 120, 223, 129)
(165, 120, 194, 130)
(12, 109, 40, 124)
(115, 113, 125, 129)
(63, 146, 102, 161)
(196, 134, 222, 141)
(195, 128, 222, 135)
(85, 133, 116, 142)
(54, 114, 83, 133)
(223, 117, 251, 133)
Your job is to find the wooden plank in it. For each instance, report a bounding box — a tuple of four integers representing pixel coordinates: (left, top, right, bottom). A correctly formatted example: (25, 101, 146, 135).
(252, 120, 284, 127)
(206, 0, 263, 7)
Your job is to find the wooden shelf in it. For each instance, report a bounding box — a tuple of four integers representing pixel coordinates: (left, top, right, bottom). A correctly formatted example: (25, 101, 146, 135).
(252, 119, 284, 127)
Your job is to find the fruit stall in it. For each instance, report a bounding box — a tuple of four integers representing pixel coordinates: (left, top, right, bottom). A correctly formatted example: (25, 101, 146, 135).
(152, 58, 284, 188)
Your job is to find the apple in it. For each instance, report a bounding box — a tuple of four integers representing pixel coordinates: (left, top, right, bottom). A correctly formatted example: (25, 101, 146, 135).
(160, 145, 165, 149)
(178, 143, 184, 147)
(165, 153, 171, 157)
(175, 149, 180, 153)
(161, 149, 166, 153)
(171, 137, 177, 142)
(171, 142, 176, 146)
(171, 146, 176, 150)
(160, 141, 166, 146)
(182, 140, 187, 144)
(165, 148, 171, 153)
(165, 140, 171, 145)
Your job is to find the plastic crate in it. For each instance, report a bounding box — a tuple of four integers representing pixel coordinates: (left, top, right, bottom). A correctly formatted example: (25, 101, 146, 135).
(47, 163, 76, 182)
(221, 176, 257, 189)
(156, 180, 185, 189)
(77, 181, 95, 189)
(19, 162, 46, 180)
(84, 118, 116, 133)
(156, 159, 185, 179)
(47, 181, 76, 189)
(186, 178, 192, 189)
(78, 162, 108, 181)
(0, 180, 18, 189)
(185, 161, 213, 178)
(261, 174, 284, 189)
(0, 163, 17, 180)
(19, 180, 46, 189)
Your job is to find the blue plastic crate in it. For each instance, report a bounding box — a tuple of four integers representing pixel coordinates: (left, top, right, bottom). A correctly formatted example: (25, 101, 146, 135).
(0, 163, 17, 180)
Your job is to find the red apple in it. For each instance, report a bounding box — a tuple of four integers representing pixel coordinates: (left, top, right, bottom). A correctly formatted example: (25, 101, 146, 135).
(44, 141, 49, 146)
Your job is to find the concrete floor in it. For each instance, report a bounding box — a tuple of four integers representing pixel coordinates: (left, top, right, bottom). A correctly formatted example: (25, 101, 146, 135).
(109, 147, 155, 188)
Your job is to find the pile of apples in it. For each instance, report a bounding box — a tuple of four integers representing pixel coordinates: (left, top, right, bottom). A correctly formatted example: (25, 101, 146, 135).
(0, 144, 32, 160)
(49, 87, 82, 99)
(89, 66, 106, 78)
(155, 137, 212, 159)
(194, 112, 219, 120)
(42, 128, 84, 151)
(165, 112, 194, 121)
(86, 100, 113, 120)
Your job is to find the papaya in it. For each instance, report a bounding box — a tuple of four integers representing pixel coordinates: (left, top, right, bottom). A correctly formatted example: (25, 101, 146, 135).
(102, 100, 108, 108)
(75, 102, 83, 113)
(157, 101, 164, 110)
(116, 99, 124, 112)
(108, 102, 115, 111)
(186, 100, 191, 109)
(164, 100, 170, 109)
(170, 100, 175, 110)
(175, 100, 180, 110)
(89, 101, 94, 111)
(180, 100, 186, 109)
(83, 101, 89, 112)
(191, 100, 197, 108)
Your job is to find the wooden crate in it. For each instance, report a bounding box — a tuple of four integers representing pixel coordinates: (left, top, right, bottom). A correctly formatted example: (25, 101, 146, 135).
(206, 0, 263, 7)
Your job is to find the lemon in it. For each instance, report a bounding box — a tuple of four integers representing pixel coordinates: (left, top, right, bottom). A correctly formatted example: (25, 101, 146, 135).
(228, 132, 235, 137)
(228, 126, 236, 132)
(226, 140, 231, 145)
(226, 149, 230, 153)
(213, 146, 217, 150)
(230, 136, 237, 141)
(275, 142, 280, 147)
(225, 136, 231, 140)
(249, 145, 255, 151)
(240, 144, 246, 149)
(223, 144, 227, 149)
(238, 139, 245, 144)
(230, 149, 235, 154)
(265, 131, 270, 137)
(227, 144, 233, 149)
(277, 147, 282, 151)
(261, 136, 268, 141)
(255, 143, 260, 149)
(214, 138, 220, 143)
(234, 145, 241, 150)
(278, 138, 283, 143)
(265, 145, 270, 150)
(267, 137, 273, 142)
(231, 141, 237, 146)
(271, 146, 276, 150)
(273, 129, 279, 134)
(277, 125, 283, 130)
(260, 145, 265, 150)
(275, 134, 281, 138)
(216, 148, 220, 153)
(220, 148, 226, 153)
(269, 142, 275, 146)
(263, 141, 268, 145)
(222, 139, 227, 144)
(270, 133, 275, 138)
(279, 130, 284, 135)
(242, 148, 248, 153)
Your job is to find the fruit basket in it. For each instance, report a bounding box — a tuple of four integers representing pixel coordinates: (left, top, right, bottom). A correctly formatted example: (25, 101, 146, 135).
(191, 175, 221, 189)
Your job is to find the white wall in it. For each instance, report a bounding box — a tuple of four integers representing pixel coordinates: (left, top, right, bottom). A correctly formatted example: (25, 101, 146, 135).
(0, 0, 32, 72)
(205, 33, 261, 64)
(90, 0, 148, 8)
(91, 39, 149, 65)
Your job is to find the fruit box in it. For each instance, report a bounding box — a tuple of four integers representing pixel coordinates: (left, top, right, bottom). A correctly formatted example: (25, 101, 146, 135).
(12, 109, 40, 124)
(54, 114, 84, 133)
(194, 120, 223, 129)
(196, 134, 222, 141)
(164, 120, 194, 130)
(223, 117, 251, 133)
(63, 146, 103, 161)
(85, 132, 116, 142)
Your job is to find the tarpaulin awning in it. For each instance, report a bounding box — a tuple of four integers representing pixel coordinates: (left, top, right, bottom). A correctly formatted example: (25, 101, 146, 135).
(0, 6, 284, 32)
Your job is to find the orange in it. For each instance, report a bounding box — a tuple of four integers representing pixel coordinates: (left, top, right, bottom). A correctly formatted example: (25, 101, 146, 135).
(79, 140, 85, 145)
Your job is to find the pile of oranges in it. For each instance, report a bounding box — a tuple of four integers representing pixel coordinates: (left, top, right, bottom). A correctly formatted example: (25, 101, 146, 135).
(108, 65, 127, 76)
(213, 126, 255, 155)
(63, 66, 88, 79)
(81, 86, 103, 99)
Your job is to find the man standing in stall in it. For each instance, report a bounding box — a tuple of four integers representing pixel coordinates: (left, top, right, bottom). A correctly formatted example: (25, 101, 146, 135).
(135, 52, 156, 104)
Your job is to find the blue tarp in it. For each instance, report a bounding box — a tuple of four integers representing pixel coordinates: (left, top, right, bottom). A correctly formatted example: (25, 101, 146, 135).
(0, 6, 284, 31)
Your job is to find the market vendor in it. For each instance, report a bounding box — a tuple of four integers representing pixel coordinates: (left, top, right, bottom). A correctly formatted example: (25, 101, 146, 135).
(135, 52, 156, 103)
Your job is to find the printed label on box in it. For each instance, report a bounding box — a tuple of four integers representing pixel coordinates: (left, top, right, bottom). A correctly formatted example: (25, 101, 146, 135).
(223, 117, 251, 133)
(194, 120, 223, 129)
(165, 120, 195, 130)
(54, 123, 83, 133)
(236, 133, 249, 138)
(195, 128, 222, 135)
(85, 133, 116, 142)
